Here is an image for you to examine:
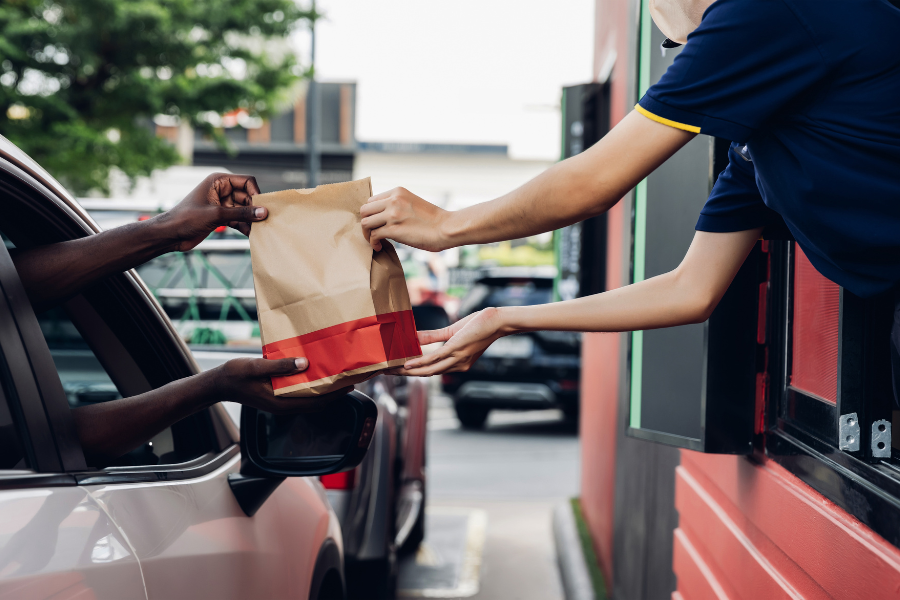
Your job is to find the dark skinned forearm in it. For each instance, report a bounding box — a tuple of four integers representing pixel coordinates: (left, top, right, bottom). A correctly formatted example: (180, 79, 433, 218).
(72, 369, 219, 466)
(12, 216, 175, 312)
(11, 172, 265, 312)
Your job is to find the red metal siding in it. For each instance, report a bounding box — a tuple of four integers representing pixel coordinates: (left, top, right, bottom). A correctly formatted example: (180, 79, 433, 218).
(578, 0, 633, 589)
(675, 451, 900, 600)
(579, 324, 620, 589)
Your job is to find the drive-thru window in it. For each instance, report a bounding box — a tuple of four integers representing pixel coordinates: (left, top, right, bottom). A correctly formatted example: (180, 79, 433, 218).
(575, 1, 900, 597)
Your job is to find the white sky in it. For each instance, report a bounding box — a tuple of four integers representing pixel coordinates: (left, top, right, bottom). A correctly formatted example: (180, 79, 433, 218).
(293, 0, 596, 161)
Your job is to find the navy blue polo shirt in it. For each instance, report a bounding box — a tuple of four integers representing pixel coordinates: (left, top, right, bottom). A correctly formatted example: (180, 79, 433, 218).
(637, 0, 900, 298)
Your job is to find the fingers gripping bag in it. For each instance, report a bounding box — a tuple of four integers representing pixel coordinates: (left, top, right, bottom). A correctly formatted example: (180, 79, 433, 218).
(249, 178, 422, 397)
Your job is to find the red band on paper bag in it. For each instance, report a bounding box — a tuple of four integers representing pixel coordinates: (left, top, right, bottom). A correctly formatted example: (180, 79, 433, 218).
(262, 309, 421, 390)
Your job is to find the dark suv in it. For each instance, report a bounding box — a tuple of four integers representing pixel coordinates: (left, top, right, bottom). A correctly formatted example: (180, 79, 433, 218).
(441, 267, 581, 429)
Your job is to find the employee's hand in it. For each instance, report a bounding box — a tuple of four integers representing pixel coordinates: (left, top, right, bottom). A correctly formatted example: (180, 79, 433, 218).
(389, 308, 507, 376)
(361, 187, 450, 252)
(213, 357, 353, 414)
(158, 173, 266, 251)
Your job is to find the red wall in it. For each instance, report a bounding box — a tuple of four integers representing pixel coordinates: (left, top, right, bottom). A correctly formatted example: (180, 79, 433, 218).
(675, 451, 900, 600)
(578, 0, 633, 589)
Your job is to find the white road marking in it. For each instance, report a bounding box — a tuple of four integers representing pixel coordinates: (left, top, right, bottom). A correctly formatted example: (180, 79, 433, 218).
(398, 507, 488, 599)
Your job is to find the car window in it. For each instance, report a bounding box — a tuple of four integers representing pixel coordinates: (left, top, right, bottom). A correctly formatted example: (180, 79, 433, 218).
(0, 236, 27, 469)
(1, 231, 210, 469)
(0, 354, 27, 470)
(36, 305, 176, 467)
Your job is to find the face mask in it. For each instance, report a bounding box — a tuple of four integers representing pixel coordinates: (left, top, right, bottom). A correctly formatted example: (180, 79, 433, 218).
(649, 0, 716, 45)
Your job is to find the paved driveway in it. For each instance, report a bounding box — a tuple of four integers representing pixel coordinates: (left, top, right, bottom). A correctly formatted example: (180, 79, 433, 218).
(398, 395, 580, 599)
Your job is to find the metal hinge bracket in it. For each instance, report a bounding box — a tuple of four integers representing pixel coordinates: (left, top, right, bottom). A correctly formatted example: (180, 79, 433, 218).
(872, 419, 891, 458)
(839, 413, 860, 452)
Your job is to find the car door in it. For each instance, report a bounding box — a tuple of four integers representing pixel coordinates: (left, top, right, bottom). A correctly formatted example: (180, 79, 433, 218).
(0, 146, 335, 599)
(0, 237, 146, 600)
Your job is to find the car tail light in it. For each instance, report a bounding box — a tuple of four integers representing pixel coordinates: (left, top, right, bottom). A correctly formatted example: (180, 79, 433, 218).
(320, 470, 356, 490)
(559, 379, 579, 391)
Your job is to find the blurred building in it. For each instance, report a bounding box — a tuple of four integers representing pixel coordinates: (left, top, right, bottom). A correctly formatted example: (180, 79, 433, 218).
(157, 81, 358, 192)
(355, 141, 549, 212)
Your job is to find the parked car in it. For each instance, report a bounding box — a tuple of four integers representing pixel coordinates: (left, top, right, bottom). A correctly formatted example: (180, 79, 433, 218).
(441, 267, 582, 429)
(0, 135, 374, 599)
(320, 373, 428, 599)
(189, 313, 435, 600)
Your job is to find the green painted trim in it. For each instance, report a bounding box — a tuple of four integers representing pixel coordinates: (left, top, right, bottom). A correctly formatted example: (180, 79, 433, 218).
(638, 0, 652, 97)
(633, 180, 648, 285)
(630, 0, 653, 430)
(630, 330, 644, 428)
(571, 498, 609, 600)
(553, 229, 562, 302)
(560, 87, 568, 162)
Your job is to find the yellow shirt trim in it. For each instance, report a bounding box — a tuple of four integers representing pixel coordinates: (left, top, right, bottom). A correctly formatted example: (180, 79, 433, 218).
(635, 104, 701, 134)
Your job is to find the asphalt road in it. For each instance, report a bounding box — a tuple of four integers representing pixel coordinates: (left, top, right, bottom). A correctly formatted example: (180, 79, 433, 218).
(397, 393, 580, 600)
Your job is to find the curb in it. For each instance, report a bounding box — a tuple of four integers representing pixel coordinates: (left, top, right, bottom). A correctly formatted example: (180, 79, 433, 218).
(553, 501, 597, 600)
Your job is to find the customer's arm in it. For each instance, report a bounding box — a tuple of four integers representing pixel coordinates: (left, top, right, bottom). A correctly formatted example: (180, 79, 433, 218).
(73, 356, 351, 465)
(12, 173, 266, 312)
(392, 228, 761, 376)
(361, 110, 695, 252)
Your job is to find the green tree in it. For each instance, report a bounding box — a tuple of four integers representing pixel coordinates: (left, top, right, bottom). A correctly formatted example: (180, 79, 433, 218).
(0, 0, 313, 194)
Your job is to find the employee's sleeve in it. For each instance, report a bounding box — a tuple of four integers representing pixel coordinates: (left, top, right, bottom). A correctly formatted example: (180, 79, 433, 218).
(638, 0, 829, 141)
(697, 144, 792, 239)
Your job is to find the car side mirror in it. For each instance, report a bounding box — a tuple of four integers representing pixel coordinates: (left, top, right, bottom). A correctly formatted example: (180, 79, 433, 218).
(228, 390, 378, 516)
(412, 304, 451, 331)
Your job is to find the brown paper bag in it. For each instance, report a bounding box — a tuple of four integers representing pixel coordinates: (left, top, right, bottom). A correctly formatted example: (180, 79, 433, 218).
(249, 178, 422, 397)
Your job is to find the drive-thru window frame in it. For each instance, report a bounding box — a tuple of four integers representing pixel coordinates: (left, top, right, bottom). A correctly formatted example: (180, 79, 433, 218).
(765, 238, 900, 546)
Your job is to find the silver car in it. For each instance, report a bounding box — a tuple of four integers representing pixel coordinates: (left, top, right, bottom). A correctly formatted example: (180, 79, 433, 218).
(0, 136, 373, 599)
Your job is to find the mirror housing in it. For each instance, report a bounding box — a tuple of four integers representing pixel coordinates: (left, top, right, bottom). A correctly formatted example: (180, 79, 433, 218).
(229, 390, 378, 516)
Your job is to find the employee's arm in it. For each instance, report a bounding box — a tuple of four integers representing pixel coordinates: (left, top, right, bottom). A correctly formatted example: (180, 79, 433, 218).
(392, 228, 761, 376)
(361, 110, 695, 252)
(72, 356, 351, 465)
(12, 173, 266, 312)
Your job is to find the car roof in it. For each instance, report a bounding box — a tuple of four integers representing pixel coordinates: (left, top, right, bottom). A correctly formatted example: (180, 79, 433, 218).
(475, 265, 557, 286)
(0, 134, 102, 234)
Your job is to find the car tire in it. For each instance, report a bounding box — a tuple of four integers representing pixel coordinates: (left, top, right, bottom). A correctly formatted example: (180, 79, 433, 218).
(562, 403, 580, 423)
(455, 404, 489, 429)
(401, 488, 426, 554)
(346, 554, 396, 600)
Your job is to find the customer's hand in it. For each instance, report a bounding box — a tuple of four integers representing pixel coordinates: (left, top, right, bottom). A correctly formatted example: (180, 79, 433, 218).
(213, 357, 353, 414)
(361, 187, 450, 252)
(157, 173, 266, 251)
(389, 308, 506, 376)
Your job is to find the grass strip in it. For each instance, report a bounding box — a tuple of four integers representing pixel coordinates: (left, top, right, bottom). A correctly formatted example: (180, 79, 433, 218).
(570, 497, 609, 600)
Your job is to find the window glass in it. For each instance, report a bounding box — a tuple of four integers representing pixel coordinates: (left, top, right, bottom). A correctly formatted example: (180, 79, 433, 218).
(791, 244, 840, 403)
(0, 235, 26, 469)
(0, 361, 26, 470)
(36, 306, 175, 466)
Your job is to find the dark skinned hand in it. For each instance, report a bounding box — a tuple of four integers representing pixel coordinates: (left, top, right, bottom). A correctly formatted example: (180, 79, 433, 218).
(157, 172, 265, 251)
(213, 357, 354, 415)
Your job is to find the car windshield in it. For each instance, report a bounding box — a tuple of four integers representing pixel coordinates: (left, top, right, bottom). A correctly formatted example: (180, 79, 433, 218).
(459, 278, 554, 317)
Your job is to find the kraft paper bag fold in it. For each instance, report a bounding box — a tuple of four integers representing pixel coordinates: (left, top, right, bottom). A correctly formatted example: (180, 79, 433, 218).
(250, 178, 422, 397)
